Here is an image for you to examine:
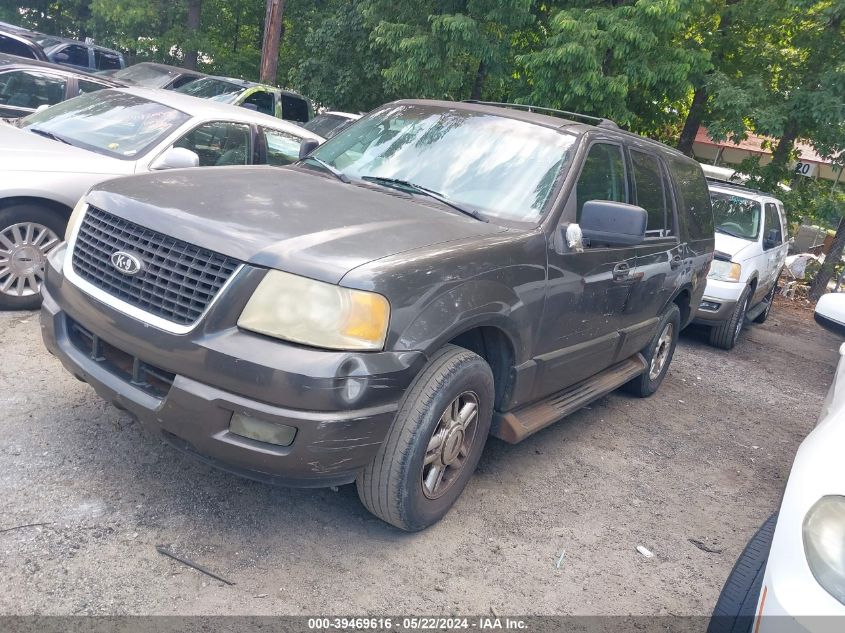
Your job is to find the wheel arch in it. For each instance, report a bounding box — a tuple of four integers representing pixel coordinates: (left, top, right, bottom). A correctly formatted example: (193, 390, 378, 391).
(0, 196, 74, 222)
(666, 285, 693, 328)
(446, 324, 517, 411)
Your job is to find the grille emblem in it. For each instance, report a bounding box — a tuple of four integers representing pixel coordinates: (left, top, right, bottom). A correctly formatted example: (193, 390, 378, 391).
(110, 251, 143, 276)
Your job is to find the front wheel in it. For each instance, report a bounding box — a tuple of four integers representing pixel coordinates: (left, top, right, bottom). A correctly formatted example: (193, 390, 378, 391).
(0, 204, 65, 311)
(753, 282, 777, 324)
(356, 345, 494, 531)
(709, 286, 751, 350)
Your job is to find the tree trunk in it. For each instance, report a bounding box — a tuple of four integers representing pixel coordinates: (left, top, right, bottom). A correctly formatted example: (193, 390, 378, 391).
(184, 0, 202, 70)
(677, 86, 708, 156)
(470, 60, 486, 101)
(809, 216, 845, 301)
(260, 0, 287, 85)
(771, 117, 799, 170)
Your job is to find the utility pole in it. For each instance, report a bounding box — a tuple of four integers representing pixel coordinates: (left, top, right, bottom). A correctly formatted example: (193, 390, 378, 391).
(260, 0, 286, 85)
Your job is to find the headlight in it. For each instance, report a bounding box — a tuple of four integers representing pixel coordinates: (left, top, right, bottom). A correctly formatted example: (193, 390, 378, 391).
(65, 197, 88, 241)
(238, 269, 390, 351)
(804, 495, 845, 605)
(708, 259, 742, 282)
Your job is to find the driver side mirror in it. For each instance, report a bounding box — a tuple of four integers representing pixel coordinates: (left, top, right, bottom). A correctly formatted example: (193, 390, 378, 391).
(580, 200, 647, 248)
(149, 147, 200, 170)
(298, 138, 320, 160)
(815, 293, 845, 337)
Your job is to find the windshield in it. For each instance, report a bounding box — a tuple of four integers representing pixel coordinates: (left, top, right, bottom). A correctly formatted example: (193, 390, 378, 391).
(176, 77, 244, 102)
(711, 190, 762, 240)
(112, 64, 176, 88)
(18, 90, 190, 160)
(310, 104, 578, 224)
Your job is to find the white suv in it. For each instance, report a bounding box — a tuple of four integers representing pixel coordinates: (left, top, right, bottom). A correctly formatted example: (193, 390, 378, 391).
(694, 180, 789, 349)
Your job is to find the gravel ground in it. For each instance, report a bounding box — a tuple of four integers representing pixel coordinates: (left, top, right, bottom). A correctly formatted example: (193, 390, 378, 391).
(0, 299, 839, 616)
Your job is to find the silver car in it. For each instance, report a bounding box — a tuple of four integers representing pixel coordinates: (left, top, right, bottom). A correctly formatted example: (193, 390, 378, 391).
(0, 86, 323, 310)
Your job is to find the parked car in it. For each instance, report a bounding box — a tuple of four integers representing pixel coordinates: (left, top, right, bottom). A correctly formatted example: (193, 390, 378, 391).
(40, 99, 714, 530)
(0, 53, 122, 119)
(709, 293, 845, 633)
(103, 62, 206, 90)
(693, 180, 789, 349)
(0, 87, 323, 309)
(302, 110, 361, 139)
(0, 23, 124, 72)
(176, 76, 312, 122)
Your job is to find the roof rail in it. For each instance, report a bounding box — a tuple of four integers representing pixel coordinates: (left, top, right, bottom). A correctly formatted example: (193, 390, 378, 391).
(463, 100, 619, 129)
(704, 176, 771, 197)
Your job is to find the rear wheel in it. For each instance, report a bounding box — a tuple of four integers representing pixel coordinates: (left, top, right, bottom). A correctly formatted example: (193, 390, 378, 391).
(0, 205, 65, 311)
(356, 345, 494, 531)
(624, 303, 680, 397)
(709, 286, 751, 350)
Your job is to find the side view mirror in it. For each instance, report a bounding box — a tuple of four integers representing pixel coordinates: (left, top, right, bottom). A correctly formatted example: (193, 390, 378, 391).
(815, 293, 845, 337)
(580, 200, 647, 248)
(298, 138, 320, 160)
(53, 52, 69, 63)
(149, 147, 200, 170)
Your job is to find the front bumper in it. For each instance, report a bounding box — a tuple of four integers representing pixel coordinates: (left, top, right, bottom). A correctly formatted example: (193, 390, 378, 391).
(40, 245, 425, 488)
(693, 278, 744, 324)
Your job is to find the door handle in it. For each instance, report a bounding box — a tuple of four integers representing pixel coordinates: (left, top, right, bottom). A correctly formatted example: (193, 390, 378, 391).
(670, 254, 682, 270)
(612, 262, 631, 281)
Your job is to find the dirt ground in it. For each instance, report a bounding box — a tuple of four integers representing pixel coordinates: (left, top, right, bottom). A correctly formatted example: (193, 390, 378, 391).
(0, 299, 839, 616)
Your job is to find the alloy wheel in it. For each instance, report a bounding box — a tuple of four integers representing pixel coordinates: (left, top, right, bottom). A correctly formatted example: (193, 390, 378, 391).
(0, 222, 61, 298)
(421, 391, 480, 500)
(649, 322, 674, 380)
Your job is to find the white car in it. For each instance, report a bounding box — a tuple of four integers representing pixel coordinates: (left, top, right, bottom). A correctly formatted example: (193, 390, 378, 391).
(0, 86, 323, 310)
(709, 293, 845, 633)
(693, 180, 789, 349)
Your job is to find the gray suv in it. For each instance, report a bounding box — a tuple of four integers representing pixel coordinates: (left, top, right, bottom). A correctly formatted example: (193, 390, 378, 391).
(41, 100, 714, 530)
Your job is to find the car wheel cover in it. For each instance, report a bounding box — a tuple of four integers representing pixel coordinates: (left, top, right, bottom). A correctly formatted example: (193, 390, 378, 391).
(0, 222, 60, 298)
(421, 390, 480, 500)
(649, 322, 674, 380)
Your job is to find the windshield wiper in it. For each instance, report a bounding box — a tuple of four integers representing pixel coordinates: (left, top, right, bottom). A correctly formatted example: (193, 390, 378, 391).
(29, 127, 72, 145)
(297, 156, 350, 183)
(361, 176, 487, 222)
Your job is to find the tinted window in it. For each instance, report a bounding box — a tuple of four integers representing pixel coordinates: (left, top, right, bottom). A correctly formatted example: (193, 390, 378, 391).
(304, 113, 355, 139)
(77, 78, 110, 95)
(312, 104, 579, 224)
(631, 149, 670, 236)
(176, 77, 243, 101)
(242, 90, 274, 116)
(0, 34, 36, 59)
(282, 94, 309, 122)
(668, 156, 713, 238)
(94, 49, 122, 70)
(174, 121, 252, 166)
(575, 143, 627, 221)
(764, 202, 783, 248)
(263, 127, 304, 166)
(56, 44, 89, 68)
(170, 75, 198, 89)
(19, 90, 190, 159)
(0, 70, 66, 110)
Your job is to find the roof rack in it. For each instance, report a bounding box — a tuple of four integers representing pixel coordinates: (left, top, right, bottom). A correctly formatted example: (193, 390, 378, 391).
(463, 100, 619, 129)
(705, 176, 771, 197)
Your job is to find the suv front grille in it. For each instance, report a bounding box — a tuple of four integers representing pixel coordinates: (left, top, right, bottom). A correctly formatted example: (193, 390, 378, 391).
(71, 206, 241, 325)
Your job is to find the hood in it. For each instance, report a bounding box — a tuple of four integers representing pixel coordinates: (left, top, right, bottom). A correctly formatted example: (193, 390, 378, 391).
(714, 231, 756, 260)
(86, 166, 508, 284)
(0, 123, 132, 175)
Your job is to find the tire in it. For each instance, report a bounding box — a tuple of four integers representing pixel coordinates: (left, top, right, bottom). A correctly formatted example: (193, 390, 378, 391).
(623, 303, 680, 398)
(753, 282, 777, 324)
(0, 204, 66, 311)
(709, 285, 752, 350)
(707, 513, 777, 633)
(356, 344, 494, 531)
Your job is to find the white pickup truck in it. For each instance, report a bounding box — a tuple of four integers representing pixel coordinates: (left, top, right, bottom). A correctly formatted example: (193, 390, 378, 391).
(694, 179, 789, 349)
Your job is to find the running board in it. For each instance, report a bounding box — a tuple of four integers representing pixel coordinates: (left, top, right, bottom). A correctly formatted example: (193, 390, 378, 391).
(491, 353, 647, 444)
(744, 299, 768, 323)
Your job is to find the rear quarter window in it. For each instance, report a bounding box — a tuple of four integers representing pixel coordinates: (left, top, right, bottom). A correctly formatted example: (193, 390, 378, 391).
(667, 155, 713, 240)
(282, 94, 309, 123)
